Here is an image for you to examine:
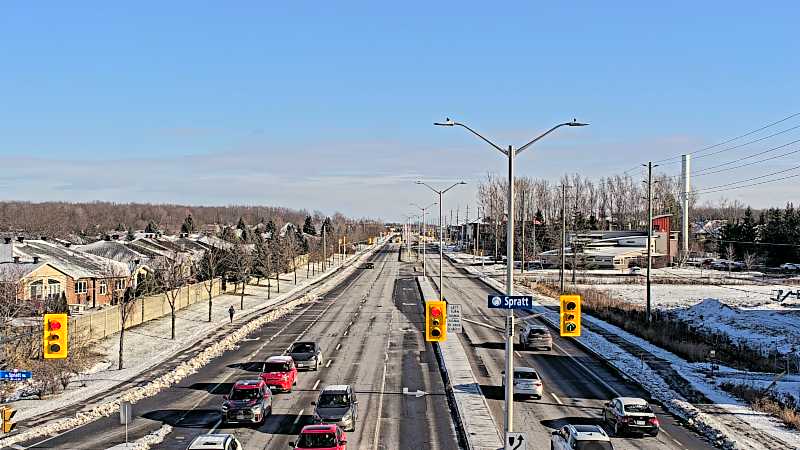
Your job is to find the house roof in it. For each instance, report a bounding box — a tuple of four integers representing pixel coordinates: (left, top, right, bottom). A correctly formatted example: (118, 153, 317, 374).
(75, 241, 150, 265)
(9, 240, 130, 279)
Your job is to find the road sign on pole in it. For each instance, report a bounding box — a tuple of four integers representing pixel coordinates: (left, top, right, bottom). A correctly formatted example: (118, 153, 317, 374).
(447, 304, 462, 333)
(487, 295, 534, 309)
(0, 370, 32, 382)
(506, 431, 527, 450)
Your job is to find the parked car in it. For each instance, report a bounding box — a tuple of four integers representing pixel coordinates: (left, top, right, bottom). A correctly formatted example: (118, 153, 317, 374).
(260, 355, 298, 392)
(602, 397, 659, 436)
(501, 367, 543, 399)
(221, 379, 272, 425)
(780, 263, 800, 272)
(312, 384, 359, 431)
(291, 424, 347, 450)
(551, 424, 613, 450)
(628, 266, 642, 275)
(359, 262, 375, 269)
(519, 324, 553, 351)
(289, 341, 324, 371)
(186, 434, 242, 450)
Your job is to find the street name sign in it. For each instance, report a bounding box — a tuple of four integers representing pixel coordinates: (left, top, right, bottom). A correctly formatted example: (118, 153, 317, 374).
(488, 295, 534, 309)
(0, 370, 32, 382)
(447, 304, 462, 333)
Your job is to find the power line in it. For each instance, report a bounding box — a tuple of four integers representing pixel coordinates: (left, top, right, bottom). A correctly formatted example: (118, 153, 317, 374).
(718, 239, 800, 248)
(693, 139, 800, 177)
(653, 112, 800, 164)
(691, 123, 800, 162)
(695, 168, 800, 195)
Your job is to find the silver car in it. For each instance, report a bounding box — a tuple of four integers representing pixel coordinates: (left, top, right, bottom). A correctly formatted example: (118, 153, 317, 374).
(519, 324, 553, 351)
(312, 384, 358, 431)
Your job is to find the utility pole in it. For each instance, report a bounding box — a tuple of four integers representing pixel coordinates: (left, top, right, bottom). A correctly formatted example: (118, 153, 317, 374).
(322, 225, 327, 271)
(520, 189, 526, 275)
(560, 184, 567, 293)
(681, 154, 691, 262)
(572, 192, 578, 285)
(645, 161, 655, 323)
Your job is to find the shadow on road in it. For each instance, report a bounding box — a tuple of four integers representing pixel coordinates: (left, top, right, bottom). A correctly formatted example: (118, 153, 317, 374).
(186, 382, 234, 394)
(541, 416, 605, 430)
(143, 409, 221, 428)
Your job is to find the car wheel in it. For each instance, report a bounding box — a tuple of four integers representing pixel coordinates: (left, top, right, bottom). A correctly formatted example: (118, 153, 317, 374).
(649, 431, 659, 438)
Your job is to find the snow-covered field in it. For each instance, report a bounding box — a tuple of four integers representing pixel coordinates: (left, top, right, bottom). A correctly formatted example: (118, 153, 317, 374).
(578, 283, 778, 309)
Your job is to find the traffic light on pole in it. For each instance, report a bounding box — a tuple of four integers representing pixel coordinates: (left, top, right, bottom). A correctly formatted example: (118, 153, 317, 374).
(43, 313, 68, 359)
(425, 300, 447, 342)
(559, 295, 581, 337)
(1, 407, 15, 433)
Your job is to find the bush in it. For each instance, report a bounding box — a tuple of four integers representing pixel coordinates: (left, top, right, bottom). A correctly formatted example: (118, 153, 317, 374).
(720, 382, 800, 430)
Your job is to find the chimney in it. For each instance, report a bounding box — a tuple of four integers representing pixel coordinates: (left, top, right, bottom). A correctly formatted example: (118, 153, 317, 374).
(65, 243, 72, 248)
(13, 256, 20, 263)
(17, 236, 24, 243)
(33, 256, 40, 264)
(41, 236, 48, 241)
(3, 238, 10, 244)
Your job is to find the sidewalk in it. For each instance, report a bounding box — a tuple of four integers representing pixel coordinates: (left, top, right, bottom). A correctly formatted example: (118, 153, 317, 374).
(8, 251, 367, 425)
(417, 276, 503, 450)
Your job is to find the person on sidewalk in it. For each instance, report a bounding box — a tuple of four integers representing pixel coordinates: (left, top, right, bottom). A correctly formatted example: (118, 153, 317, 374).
(228, 305, 235, 323)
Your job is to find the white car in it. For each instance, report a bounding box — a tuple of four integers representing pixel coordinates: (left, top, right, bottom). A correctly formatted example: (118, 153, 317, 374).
(186, 434, 242, 450)
(780, 263, 800, 271)
(501, 367, 543, 399)
(551, 424, 613, 450)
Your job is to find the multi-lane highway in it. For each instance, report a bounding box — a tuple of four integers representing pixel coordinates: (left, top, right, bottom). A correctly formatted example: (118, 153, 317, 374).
(423, 249, 716, 450)
(12, 244, 459, 450)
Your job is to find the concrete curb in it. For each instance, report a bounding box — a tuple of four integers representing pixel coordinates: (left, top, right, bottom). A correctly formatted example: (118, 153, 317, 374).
(417, 276, 503, 450)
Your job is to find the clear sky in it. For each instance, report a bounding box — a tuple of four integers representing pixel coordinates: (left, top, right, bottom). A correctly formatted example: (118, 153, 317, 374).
(2, 2, 798, 221)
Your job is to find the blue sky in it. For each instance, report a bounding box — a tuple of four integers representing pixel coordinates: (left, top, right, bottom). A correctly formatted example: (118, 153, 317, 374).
(1, 2, 798, 220)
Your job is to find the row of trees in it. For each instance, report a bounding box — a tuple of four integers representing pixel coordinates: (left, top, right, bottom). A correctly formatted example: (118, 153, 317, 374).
(718, 204, 800, 265)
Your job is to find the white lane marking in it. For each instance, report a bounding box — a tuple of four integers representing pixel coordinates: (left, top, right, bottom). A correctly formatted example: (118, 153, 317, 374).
(372, 312, 393, 450)
(326, 359, 332, 368)
(313, 379, 320, 390)
(672, 438, 682, 446)
(551, 392, 563, 405)
(336, 343, 341, 351)
(551, 340, 621, 397)
(344, 330, 348, 336)
(514, 351, 522, 357)
(208, 418, 222, 434)
(292, 408, 306, 427)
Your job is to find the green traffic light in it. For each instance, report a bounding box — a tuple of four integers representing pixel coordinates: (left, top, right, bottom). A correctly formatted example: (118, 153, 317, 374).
(565, 323, 577, 332)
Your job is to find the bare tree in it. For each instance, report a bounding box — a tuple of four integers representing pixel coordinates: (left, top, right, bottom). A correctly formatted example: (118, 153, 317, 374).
(196, 243, 226, 322)
(157, 250, 190, 340)
(226, 241, 253, 309)
(103, 261, 136, 370)
(743, 251, 758, 271)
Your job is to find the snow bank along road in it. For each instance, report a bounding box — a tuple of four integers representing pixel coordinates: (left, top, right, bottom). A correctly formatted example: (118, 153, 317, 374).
(425, 251, 716, 450)
(8, 244, 459, 450)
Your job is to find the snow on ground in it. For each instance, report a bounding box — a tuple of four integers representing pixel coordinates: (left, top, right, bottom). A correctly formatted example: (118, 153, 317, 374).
(578, 283, 778, 309)
(0, 246, 380, 449)
(104, 424, 172, 450)
(455, 255, 800, 449)
(6, 252, 366, 424)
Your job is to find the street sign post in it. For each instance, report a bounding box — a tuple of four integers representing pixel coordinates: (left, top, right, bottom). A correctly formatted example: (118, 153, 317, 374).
(505, 431, 527, 450)
(120, 401, 132, 443)
(0, 371, 32, 382)
(488, 295, 534, 309)
(447, 304, 462, 333)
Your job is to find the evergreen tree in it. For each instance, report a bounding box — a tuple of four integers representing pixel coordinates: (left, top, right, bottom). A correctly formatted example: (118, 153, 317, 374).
(303, 216, 317, 235)
(181, 214, 195, 234)
(265, 219, 277, 236)
(236, 216, 247, 231)
(322, 217, 334, 234)
(126, 226, 135, 241)
(588, 215, 599, 230)
(221, 226, 237, 242)
(115, 223, 126, 232)
(144, 220, 158, 234)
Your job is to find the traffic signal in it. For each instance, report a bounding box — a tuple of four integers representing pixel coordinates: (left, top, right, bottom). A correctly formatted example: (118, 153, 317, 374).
(425, 300, 447, 342)
(1, 407, 15, 433)
(43, 313, 68, 359)
(559, 295, 581, 337)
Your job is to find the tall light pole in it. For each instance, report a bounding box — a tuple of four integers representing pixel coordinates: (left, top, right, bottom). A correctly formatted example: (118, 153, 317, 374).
(416, 180, 466, 300)
(411, 202, 437, 277)
(435, 117, 588, 440)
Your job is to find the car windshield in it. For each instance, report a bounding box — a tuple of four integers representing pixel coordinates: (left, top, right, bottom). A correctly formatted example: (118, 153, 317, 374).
(263, 362, 290, 372)
(292, 344, 315, 353)
(297, 432, 337, 448)
(229, 388, 260, 400)
(318, 393, 349, 407)
(575, 442, 613, 450)
(528, 329, 547, 336)
(624, 403, 653, 413)
(515, 371, 539, 380)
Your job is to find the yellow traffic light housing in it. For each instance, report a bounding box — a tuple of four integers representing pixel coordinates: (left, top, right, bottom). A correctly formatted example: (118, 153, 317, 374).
(425, 300, 447, 342)
(1, 407, 15, 433)
(560, 295, 581, 337)
(43, 313, 68, 359)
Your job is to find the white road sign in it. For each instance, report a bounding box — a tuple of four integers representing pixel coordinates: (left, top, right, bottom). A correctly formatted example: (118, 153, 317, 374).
(505, 432, 527, 450)
(447, 304, 462, 333)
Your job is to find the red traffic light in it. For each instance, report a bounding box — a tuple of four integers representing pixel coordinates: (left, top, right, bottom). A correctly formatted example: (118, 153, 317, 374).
(48, 320, 62, 331)
(431, 306, 442, 317)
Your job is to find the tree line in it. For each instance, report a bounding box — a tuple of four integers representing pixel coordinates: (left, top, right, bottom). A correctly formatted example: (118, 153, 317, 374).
(718, 204, 800, 266)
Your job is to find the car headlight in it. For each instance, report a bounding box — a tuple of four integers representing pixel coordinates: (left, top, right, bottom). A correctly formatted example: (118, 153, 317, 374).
(312, 413, 321, 421)
(221, 404, 229, 412)
(251, 406, 261, 414)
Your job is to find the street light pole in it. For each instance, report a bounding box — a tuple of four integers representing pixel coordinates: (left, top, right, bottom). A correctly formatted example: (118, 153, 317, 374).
(436, 117, 588, 440)
(416, 181, 466, 301)
(412, 202, 437, 278)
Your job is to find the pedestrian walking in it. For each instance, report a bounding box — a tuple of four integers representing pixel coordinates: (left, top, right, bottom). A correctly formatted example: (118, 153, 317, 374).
(228, 305, 235, 323)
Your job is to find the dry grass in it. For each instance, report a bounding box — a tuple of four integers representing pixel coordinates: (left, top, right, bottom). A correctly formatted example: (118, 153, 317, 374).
(720, 382, 800, 430)
(534, 281, 781, 373)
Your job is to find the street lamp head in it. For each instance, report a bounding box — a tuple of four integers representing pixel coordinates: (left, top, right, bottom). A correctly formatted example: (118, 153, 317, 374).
(568, 119, 589, 127)
(459, 181, 467, 185)
(414, 180, 423, 184)
(434, 118, 455, 127)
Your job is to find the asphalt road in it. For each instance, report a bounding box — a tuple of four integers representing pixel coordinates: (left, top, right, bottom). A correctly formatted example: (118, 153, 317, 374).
(13, 244, 459, 450)
(423, 250, 717, 450)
